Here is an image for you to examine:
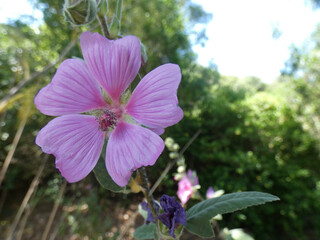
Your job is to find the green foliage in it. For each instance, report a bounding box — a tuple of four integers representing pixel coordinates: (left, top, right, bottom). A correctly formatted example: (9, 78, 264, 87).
(185, 192, 279, 238)
(177, 77, 320, 240)
(59, 188, 114, 238)
(63, 0, 98, 26)
(133, 223, 157, 240)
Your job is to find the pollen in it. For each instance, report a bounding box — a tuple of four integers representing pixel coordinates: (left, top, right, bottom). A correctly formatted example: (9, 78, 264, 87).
(96, 110, 118, 131)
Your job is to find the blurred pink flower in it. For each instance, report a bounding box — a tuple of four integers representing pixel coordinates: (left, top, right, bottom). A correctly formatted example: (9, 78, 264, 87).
(35, 31, 183, 187)
(177, 176, 193, 204)
(206, 186, 215, 199)
(177, 169, 199, 204)
(187, 169, 199, 185)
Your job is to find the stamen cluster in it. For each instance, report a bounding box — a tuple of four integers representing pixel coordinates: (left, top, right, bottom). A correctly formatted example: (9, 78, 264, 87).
(96, 110, 118, 131)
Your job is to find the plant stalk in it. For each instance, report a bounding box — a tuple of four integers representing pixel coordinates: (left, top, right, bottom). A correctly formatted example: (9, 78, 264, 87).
(97, 15, 110, 38)
(41, 180, 67, 240)
(137, 167, 161, 238)
(6, 156, 47, 240)
(0, 110, 29, 187)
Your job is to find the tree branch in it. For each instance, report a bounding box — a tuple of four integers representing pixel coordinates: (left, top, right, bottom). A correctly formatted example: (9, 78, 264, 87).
(150, 130, 201, 195)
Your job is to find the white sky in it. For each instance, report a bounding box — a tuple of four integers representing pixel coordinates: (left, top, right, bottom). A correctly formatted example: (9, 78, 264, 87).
(193, 0, 320, 83)
(0, 0, 43, 23)
(1, 1, 320, 83)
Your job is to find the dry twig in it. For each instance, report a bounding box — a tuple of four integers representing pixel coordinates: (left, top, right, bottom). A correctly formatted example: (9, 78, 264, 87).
(41, 180, 67, 240)
(6, 155, 48, 240)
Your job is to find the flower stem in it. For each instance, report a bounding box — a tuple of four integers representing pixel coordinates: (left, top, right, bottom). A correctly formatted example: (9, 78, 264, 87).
(212, 220, 224, 240)
(97, 15, 110, 38)
(137, 168, 158, 220)
(137, 167, 161, 236)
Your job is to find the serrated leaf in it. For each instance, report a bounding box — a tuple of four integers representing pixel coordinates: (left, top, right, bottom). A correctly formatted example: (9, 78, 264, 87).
(133, 223, 156, 239)
(93, 141, 125, 192)
(185, 191, 280, 238)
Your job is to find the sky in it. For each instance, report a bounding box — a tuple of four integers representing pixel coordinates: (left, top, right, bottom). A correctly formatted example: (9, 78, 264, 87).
(0, 0, 320, 83)
(0, 0, 43, 24)
(193, 0, 320, 82)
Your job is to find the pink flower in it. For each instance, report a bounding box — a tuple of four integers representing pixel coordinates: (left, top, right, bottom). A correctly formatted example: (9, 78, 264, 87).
(177, 176, 193, 204)
(35, 31, 183, 187)
(187, 169, 199, 185)
(206, 186, 215, 199)
(177, 169, 199, 204)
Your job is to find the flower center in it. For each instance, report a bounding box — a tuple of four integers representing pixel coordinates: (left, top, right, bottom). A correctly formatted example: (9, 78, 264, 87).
(96, 110, 118, 131)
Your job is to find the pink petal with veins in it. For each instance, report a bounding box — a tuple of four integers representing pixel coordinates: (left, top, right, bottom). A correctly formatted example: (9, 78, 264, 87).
(126, 64, 183, 129)
(80, 31, 141, 102)
(35, 59, 106, 116)
(36, 115, 104, 182)
(106, 122, 164, 187)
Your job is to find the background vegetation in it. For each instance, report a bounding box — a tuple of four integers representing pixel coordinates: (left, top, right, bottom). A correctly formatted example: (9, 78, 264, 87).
(0, 0, 320, 239)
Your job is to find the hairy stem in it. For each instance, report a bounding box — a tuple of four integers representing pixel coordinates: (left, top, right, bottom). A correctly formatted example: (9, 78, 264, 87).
(137, 168, 158, 221)
(137, 167, 163, 239)
(97, 15, 110, 38)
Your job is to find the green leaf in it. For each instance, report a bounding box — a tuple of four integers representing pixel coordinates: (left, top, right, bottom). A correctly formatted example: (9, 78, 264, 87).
(133, 223, 157, 239)
(138, 203, 148, 220)
(93, 141, 125, 192)
(185, 191, 280, 238)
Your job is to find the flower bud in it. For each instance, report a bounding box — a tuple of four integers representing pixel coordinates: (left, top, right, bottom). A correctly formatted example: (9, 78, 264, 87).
(177, 156, 185, 166)
(177, 165, 185, 173)
(164, 137, 174, 148)
(96, 0, 104, 9)
(169, 152, 179, 159)
(172, 143, 180, 151)
(63, 0, 98, 26)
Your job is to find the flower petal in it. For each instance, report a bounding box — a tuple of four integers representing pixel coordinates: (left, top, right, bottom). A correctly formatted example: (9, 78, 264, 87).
(34, 59, 106, 116)
(157, 213, 172, 230)
(80, 31, 141, 102)
(106, 122, 164, 187)
(126, 64, 183, 129)
(36, 115, 104, 182)
(177, 176, 193, 204)
(150, 127, 165, 135)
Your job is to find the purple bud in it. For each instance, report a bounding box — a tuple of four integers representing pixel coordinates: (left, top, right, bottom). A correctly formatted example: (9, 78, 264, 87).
(141, 201, 160, 224)
(157, 195, 186, 238)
